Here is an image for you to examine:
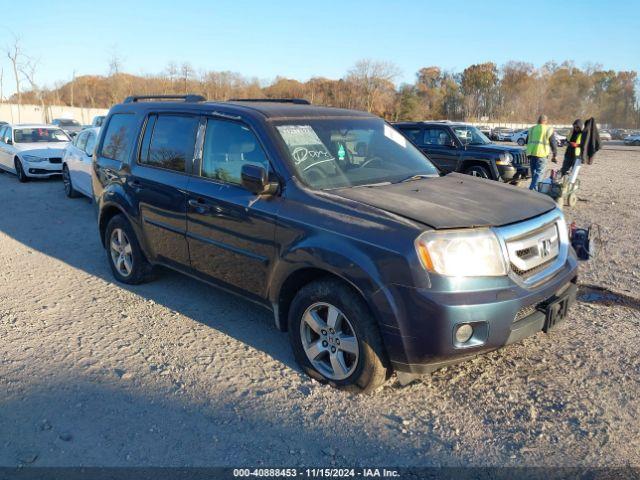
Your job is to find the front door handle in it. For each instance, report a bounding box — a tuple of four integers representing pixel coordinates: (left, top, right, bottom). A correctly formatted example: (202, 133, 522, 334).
(127, 179, 142, 190)
(188, 198, 211, 213)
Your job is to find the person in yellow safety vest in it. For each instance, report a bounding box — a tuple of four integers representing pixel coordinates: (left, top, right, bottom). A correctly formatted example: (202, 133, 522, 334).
(525, 114, 557, 191)
(560, 119, 583, 176)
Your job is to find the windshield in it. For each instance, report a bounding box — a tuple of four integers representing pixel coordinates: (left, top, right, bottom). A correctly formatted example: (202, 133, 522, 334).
(274, 118, 439, 189)
(55, 119, 80, 127)
(14, 128, 70, 143)
(452, 125, 491, 145)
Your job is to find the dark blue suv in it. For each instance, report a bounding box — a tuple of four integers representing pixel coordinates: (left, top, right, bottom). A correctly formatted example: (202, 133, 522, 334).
(93, 96, 578, 393)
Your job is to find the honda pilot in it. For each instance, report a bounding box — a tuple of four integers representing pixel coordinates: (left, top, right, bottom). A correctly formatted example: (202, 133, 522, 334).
(93, 96, 578, 393)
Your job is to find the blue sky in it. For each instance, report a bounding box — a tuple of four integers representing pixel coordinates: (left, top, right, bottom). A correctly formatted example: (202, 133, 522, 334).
(1, 0, 639, 94)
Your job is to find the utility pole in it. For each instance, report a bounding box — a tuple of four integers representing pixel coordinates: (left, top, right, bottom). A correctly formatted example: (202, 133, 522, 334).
(71, 70, 76, 107)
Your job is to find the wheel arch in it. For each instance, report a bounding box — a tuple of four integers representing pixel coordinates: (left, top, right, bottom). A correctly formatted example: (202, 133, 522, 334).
(98, 203, 129, 247)
(460, 159, 497, 179)
(273, 267, 368, 332)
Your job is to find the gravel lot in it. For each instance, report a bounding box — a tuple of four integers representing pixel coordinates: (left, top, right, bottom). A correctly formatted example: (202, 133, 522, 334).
(1, 145, 639, 468)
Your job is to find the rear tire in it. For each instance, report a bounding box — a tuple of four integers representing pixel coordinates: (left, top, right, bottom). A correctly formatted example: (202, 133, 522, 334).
(288, 279, 389, 393)
(14, 158, 28, 183)
(465, 165, 491, 179)
(62, 165, 79, 198)
(517, 138, 525, 146)
(104, 214, 153, 285)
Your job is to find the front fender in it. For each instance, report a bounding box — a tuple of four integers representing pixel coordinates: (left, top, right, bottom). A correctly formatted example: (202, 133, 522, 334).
(268, 230, 414, 331)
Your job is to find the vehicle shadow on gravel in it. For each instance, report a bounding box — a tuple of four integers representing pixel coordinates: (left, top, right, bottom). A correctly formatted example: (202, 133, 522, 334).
(1, 378, 408, 467)
(0, 177, 465, 466)
(0, 175, 297, 371)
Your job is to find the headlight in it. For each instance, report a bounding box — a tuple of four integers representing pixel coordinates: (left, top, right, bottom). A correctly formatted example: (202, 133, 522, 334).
(496, 153, 513, 165)
(21, 154, 45, 163)
(415, 229, 507, 277)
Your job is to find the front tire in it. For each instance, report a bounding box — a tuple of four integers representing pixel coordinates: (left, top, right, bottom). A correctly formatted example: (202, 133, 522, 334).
(62, 165, 79, 198)
(517, 138, 525, 146)
(104, 214, 152, 285)
(15, 158, 28, 183)
(288, 279, 389, 393)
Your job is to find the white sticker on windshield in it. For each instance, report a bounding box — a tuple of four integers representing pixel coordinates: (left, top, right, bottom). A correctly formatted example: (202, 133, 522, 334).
(384, 124, 407, 148)
(276, 125, 324, 147)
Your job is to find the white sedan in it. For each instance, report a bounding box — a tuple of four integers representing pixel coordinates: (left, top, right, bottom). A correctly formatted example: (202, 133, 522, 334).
(62, 127, 99, 199)
(0, 124, 71, 182)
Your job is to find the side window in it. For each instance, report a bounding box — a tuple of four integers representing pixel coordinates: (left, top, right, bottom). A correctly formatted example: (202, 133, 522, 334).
(0, 126, 7, 142)
(201, 119, 269, 185)
(75, 131, 89, 151)
(424, 127, 454, 146)
(100, 113, 136, 162)
(139, 114, 199, 172)
(400, 128, 422, 144)
(85, 133, 96, 155)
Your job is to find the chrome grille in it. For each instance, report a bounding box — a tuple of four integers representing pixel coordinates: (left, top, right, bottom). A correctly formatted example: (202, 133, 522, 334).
(512, 151, 529, 166)
(495, 210, 568, 286)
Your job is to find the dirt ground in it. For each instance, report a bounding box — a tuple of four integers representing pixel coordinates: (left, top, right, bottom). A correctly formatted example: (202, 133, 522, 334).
(0, 144, 639, 468)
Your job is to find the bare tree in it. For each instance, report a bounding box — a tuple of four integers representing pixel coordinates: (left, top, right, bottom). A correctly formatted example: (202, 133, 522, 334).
(6, 34, 24, 121)
(20, 58, 46, 122)
(347, 59, 400, 114)
(108, 50, 123, 76)
(181, 62, 194, 93)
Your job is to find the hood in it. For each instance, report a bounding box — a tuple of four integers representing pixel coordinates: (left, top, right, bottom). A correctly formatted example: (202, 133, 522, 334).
(15, 143, 69, 155)
(332, 173, 556, 229)
(466, 143, 524, 154)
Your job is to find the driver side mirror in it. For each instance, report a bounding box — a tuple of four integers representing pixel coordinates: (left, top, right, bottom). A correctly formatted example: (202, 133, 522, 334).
(447, 139, 457, 148)
(241, 164, 278, 195)
(4, 137, 12, 145)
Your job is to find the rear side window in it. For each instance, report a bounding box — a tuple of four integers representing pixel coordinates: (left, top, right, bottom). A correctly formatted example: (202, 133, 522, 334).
(75, 131, 89, 151)
(200, 118, 269, 184)
(85, 132, 97, 155)
(139, 114, 199, 173)
(100, 114, 136, 162)
(424, 127, 454, 146)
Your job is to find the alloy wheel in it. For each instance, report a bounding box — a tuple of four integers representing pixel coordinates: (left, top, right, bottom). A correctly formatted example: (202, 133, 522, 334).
(299, 302, 359, 380)
(109, 228, 134, 277)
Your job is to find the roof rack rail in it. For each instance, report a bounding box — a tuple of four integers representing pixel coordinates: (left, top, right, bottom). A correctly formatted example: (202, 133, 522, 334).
(123, 94, 206, 104)
(228, 98, 310, 105)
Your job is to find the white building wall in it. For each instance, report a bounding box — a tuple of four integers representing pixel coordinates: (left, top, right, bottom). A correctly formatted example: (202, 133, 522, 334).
(0, 104, 109, 125)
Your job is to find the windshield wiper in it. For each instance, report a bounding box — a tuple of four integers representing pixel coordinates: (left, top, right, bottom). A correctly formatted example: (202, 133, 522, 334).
(397, 174, 434, 183)
(353, 181, 393, 188)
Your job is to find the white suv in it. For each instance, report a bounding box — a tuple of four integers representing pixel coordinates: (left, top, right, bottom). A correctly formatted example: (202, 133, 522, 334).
(0, 124, 71, 182)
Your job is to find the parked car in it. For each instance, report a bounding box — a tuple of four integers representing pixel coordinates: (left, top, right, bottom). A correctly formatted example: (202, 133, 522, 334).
(511, 129, 528, 146)
(553, 129, 568, 147)
(51, 118, 83, 137)
(511, 128, 567, 148)
(624, 133, 640, 146)
(0, 124, 71, 182)
(599, 130, 612, 141)
(394, 121, 529, 182)
(62, 127, 99, 199)
(91, 115, 106, 127)
(94, 95, 578, 392)
(491, 127, 514, 141)
(477, 125, 492, 137)
(611, 128, 629, 140)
